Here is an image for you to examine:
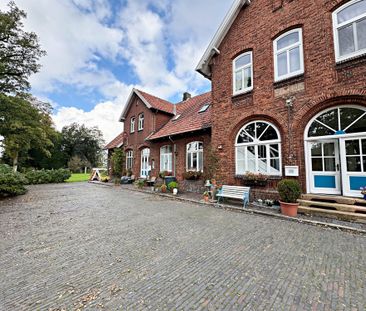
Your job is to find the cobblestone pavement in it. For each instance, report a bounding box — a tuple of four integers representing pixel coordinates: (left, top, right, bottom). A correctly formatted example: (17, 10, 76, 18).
(1, 183, 365, 311)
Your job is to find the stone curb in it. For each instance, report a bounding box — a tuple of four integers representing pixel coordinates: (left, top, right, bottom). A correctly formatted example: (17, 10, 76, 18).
(89, 181, 366, 235)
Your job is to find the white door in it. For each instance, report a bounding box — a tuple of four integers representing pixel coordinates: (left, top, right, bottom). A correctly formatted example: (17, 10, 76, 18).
(140, 148, 150, 178)
(308, 140, 341, 195)
(340, 137, 366, 198)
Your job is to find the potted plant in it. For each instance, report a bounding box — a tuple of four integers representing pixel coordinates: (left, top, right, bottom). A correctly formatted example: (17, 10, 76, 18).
(203, 191, 210, 202)
(277, 179, 302, 217)
(161, 184, 167, 193)
(168, 181, 179, 195)
(135, 179, 145, 189)
(361, 187, 366, 200)
(242, 172, 268, 187)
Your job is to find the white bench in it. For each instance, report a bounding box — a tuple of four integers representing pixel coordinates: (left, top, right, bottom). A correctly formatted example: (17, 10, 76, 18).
(216, 185, 250, 208)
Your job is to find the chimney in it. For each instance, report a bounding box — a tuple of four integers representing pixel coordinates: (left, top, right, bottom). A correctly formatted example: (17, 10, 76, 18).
(183, 92, 191, 101)
(173, 104, 177, 116)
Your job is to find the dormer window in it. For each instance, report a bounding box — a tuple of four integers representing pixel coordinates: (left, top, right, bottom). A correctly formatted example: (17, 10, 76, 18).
(333, 0, 366, 62)
(130, 117, 135, 133)
(172, 114, 181, 121)
(273, 28, 304, 81)
(199, 104, 210, 113)
(233, 51, 253, 95)
(138, 113, 144, 131)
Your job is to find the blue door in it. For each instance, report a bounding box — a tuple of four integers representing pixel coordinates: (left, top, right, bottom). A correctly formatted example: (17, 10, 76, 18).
(308, 140, 341, 195)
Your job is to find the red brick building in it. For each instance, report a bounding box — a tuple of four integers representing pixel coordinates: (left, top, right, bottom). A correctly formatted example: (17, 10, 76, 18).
(107, 0, 366, 199)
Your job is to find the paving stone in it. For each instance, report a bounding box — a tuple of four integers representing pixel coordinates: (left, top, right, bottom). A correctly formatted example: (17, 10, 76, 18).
(0, 183, 365, 310)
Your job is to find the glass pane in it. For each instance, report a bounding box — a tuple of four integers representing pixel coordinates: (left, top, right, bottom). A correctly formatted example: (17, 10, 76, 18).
(235, 70, 243, 91)
(198, 142, 203, 150)
(258, 160, 268, 173)
(235, 54, 251, 68)
(237, 146, 245, 160)
(256, 123, 268, 138)
(198, 152, 203, 171)
(277, 32, 299, 50)
(270, 159, 280, 173)
(270, 144, 279, 158)
(337, 1, 366, 24)
(244, 67, 252, 88)
(347, 156, 362, 171)
(362, 139, 366, 154)
(357, 18, 366, 50)
(261, 126, 278, 141)
(346, 140, 360, 155)
(323, 143, 335, 156)
(308, 123, 334, 137)
(247, 146, 256, 172)
(325, 158, 336, 171)
(258, 145, 267, 159)
(245, 123, 256, 139)
(312, 158, 323, 171)
(237, 148, 245, 174)
(311, 143, 322, 156)
(289, 47, 300, 72)
(237, 130, 253, 144)
(277, 52, 288, 76)
(258, 145, 267, 173)
(339, 25, 355, 56)
(192, 153, 197, 170)
(363, 156, 366, 171)
(347, 113, 366, 133)
(317, 109, 339, 132)
(340, 107, 364, 130)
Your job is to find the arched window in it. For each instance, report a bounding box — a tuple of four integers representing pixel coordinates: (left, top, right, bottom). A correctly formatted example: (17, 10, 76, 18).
(306, 106, 366, 138)
(233, 51, 253, 95)
(130, 117, 135, 133)
(138, 113, 144, 131)
(236, 121, 282, 175)
(126, 150, 133, 170)
(273, 28, 304, 81)
(160, 145, 173, 172)
(333, 0, 366, 62)
(186, 142, 203, 172)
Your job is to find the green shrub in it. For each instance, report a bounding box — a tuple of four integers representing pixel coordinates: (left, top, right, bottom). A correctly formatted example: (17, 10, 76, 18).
(0, 164, 28, 197)
(24, 169, 71, 185)
(135, 179, 145, 189)
(167, 181, 179, 192)
(277, 179, 302, 203)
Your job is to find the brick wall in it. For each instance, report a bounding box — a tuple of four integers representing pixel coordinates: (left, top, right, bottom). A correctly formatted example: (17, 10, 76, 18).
(209, 0, 366, 196)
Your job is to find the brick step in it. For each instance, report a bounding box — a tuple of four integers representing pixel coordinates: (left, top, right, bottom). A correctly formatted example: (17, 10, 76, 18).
(301, 194, 366, 206)
(298, 200, 366, 213)
(298, 206, 366, 223)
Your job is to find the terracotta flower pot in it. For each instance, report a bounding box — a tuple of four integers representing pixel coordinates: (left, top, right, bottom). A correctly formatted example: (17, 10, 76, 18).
(280, 201, 299, 217)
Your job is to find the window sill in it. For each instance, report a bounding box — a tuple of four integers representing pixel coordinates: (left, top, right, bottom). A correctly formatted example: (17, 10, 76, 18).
(235, 174, 282, 180)
(232, 90, 253, 100)
(335, 53, 366, 70)
(273, 74, 305, 89)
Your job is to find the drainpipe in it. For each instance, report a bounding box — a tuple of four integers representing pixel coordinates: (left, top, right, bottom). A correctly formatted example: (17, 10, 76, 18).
(286, 97, 294, 164)
(169, 135, 176, 177)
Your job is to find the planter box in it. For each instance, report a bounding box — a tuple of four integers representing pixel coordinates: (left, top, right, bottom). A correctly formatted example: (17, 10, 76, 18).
(243, 179, 268, 187)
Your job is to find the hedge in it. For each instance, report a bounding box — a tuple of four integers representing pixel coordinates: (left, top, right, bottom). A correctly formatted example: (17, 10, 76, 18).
(24, 169, 71, 185)
(0, 165, 28, 197)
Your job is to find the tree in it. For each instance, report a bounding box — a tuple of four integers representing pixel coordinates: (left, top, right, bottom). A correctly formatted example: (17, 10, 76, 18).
(111, 148, 125, 178)
(0, 94, 53, 171)
(61, 123, 105, 168)
(67, 155, 90, 173)
(0, 2, 46, 94)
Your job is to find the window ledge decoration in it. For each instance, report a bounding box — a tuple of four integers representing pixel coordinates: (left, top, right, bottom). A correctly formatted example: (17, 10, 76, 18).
(183, 171, 203, 180)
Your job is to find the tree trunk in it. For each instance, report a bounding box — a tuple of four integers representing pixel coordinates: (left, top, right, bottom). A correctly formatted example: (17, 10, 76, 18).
(12, 152, 18, 172)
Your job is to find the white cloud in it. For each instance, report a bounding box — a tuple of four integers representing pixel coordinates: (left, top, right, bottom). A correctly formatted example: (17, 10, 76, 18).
(1, 0, 234, 143)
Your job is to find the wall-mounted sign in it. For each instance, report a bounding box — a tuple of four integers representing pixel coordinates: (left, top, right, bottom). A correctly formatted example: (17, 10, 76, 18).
(285, 166, 299, 177)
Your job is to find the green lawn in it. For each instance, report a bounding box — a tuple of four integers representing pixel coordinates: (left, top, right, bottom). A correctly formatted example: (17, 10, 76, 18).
(66, 173, 90, 183)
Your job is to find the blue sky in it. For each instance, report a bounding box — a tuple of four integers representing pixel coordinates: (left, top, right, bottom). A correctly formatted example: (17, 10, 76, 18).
(1, 0, 233, 142)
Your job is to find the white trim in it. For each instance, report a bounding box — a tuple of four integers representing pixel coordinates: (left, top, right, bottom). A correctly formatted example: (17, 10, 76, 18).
(196, 0, 251, 79)
(273, 28, 304, 82)
(186, 141, 204, 172)
(232, 51, 254, 95)
(332, 0, 366, 63)
(235, 121, 282, 176)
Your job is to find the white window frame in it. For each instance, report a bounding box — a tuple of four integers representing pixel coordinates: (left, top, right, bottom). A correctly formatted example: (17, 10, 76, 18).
(138, 113, 144, 131)
(273, 28, 304, 82)
(130, 117, 135, 133)
(126, 150, 133, 170)
(332, 0, 366, 62)
(232, 51, 253, 95)
(160, 145, 173, 172)
(235, 121, 282, 176)
(186, 141, 203, 172)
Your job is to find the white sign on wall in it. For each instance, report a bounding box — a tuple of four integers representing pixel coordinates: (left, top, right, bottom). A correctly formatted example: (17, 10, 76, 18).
(285, 166, 299, 177)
